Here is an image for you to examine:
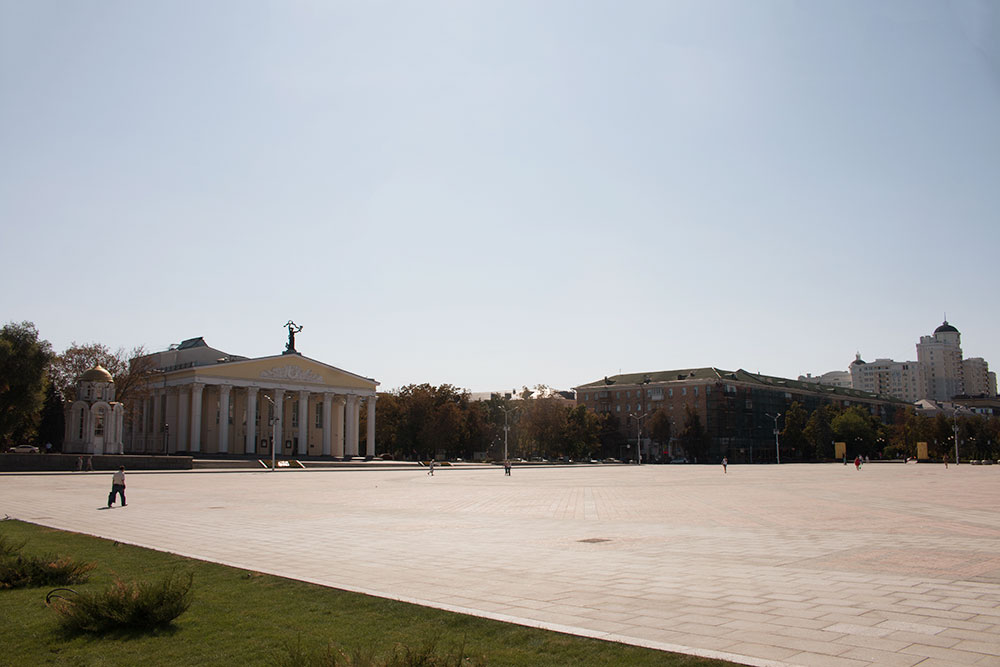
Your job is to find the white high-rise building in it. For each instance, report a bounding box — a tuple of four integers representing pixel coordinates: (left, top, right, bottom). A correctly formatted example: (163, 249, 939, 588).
(916, 321, 964, 401)
(849, 355, 923, 402)
(962, 357, 997, 397)
(849, 320, 995, 402)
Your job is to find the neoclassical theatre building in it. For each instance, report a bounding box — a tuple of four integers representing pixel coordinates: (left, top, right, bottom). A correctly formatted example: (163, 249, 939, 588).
(124, 337, 378, 458)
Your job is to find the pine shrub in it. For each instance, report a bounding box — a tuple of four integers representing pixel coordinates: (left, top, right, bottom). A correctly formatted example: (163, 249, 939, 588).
(0, 552, 95, 589)
(51, 571, 193, 633)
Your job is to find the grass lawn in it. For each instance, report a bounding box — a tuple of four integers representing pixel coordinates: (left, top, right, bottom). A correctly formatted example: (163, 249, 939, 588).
(0, 520, 734, 666)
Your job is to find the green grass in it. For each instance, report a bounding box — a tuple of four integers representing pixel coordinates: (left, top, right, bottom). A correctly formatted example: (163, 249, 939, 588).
(0, 520, 733, 666)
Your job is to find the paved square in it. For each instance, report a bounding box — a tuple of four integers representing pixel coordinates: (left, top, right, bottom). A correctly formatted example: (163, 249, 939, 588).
(3, 463, 1000, 666)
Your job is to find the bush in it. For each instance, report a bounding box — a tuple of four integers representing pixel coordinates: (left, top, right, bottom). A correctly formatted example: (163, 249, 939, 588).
(0, 533, 27, 557)
(0, 552, 94, 589)
(277, 638, 486, 667)
(51, 571, 193, 633)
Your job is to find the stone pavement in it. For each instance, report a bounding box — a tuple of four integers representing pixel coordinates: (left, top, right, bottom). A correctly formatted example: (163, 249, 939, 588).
(3, 463, 1000, 667)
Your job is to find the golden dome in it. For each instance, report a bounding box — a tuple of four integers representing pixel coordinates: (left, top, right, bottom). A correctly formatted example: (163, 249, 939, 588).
(80, 364, 114, 383)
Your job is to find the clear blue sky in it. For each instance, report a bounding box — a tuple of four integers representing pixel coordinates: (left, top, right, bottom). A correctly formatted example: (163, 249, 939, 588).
(2, 1, 999, 393)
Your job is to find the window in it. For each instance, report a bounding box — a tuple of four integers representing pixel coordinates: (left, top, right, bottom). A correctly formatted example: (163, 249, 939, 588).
(315, 403, 323, 428)
(616, 405, 621, 412)
(584, 393, 589, 401)
(78, 411, 84, 439)
(292, 401, 299, 427)
(94, 410, 105, 436)
(694, 386, 698, 396)
(668, 388, 674, 398)
(682, 387, 687, 396)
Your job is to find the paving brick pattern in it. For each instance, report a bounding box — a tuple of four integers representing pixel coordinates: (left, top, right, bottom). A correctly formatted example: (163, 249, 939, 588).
(3, 463, 999, 667)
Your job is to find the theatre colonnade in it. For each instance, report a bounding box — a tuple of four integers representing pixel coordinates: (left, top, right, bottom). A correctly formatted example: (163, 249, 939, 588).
(124, 355, 378, 458)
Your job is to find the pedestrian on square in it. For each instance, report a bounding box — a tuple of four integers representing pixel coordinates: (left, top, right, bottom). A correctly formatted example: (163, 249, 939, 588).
(943, 453, 949, 469)
(854, 455, 861, 471)
(504, 460, 511, 476)
(722, 457, 728, 474)
(427, 459, 435, 476)
(108, 466, 126, 507)
(85, 457, 93, 471)
(76, 456, 83, 472)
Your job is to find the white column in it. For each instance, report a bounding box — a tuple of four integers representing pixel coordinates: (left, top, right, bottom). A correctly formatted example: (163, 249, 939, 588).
(246, 387, 258, 455)
(273, 388, 284, 454)
(152, 390, 162, 453)
(298, 390, 309, 456)
(178, 386, 190, 452)
(345, 395, 359, 457)
(218, 384, 232, 454)
(333, 396, 345, 457)
(322, 393, 333, 456)
(190, 382, 204, 453)
(366, 395, 377, 457)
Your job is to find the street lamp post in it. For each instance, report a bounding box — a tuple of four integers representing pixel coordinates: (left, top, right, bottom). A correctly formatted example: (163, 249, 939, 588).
(766, 413, 782, 464)
(498, 404, 519, 463)
(953, 405, 966, 465)
(263, 393, 281, 471)
(629, 412, 648, 464)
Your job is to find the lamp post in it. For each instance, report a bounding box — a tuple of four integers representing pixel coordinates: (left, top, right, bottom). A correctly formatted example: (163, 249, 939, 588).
(766, 413, 782, 464)
(629, 412, 648, 464)
(498, 404, 519, 463)
(263, 394, 281, 471)
(953, 404, 966, 465)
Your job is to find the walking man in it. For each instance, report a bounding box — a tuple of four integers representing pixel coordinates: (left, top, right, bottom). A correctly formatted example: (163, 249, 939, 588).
(108, 466, 126, 507)
(504, 460, 511, 476)
(427, 459, 435, 476)
(722, 457, 728, 474)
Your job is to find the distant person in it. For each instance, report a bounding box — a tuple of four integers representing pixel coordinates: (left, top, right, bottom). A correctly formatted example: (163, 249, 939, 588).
(427, 459, 435, 476)
(85, 457, 93, 471)
(943, 453, 949, 469)
(722, 457, 728, 474)
(504, 460, 511, 476)
(108, 466, 126, 507)
(76, 456, 83, 472)
(854, 456, 861, 471)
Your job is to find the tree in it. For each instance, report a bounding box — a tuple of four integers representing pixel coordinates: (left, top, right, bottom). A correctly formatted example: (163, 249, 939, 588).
(37, 383, 65, 449)
(562, 405, 600, 460)
(803, 405, 835, 460)
(0, 321, 54, 445)
(49, 342, 151, 404)
(679, 405, 709, 463)
(781, 402, 808, 460)
(831, 406, 878, 457)
(647, 409, 672, 454)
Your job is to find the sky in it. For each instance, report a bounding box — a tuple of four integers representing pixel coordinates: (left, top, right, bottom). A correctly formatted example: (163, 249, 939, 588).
(2, 0, 999, 393)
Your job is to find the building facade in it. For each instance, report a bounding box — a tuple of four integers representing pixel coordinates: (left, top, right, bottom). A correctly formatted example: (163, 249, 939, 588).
(917, 321, 965, 401)
(961, 357, 997, 397)
(848, 355, 923, 403)
(848, 320, 996, 402)
(798, 370, 852, 388)
(124, 337, 378, 458)
(575, 368, 907, 463)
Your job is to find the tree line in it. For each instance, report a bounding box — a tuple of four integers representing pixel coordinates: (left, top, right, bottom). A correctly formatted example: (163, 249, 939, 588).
(0, 321, 149, 448)
(3, 320, 999, 461)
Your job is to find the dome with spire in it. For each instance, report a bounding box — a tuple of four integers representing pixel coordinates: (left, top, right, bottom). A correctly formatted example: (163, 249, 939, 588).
(850, 352, 865, 366)
(80, 364, 114, 383)
(934, 320, 959, 335)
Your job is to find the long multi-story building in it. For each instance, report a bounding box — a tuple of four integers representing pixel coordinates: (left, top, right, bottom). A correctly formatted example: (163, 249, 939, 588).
(575, 368, 907, 463)
(848, 355, 923, 403)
